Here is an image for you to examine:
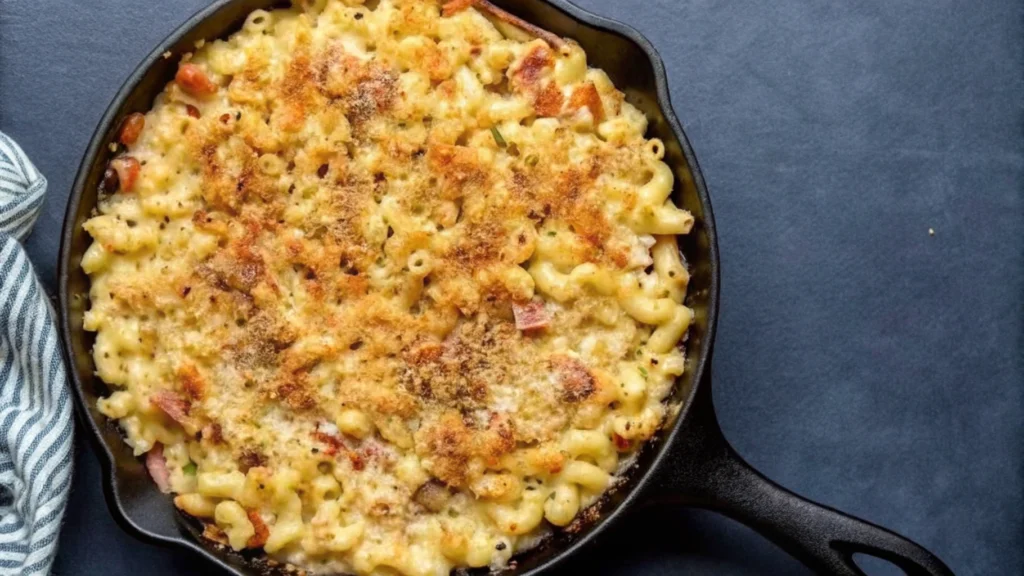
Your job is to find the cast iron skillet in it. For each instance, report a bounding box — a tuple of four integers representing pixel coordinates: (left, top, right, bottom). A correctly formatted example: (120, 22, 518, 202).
(58, 1, 956, 575)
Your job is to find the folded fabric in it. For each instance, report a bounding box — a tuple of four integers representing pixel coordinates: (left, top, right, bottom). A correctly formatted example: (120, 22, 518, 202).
(0, 133, 74, 575)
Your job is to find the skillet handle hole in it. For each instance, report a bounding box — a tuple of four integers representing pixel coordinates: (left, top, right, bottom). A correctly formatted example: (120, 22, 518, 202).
(852, 552, 908, 576)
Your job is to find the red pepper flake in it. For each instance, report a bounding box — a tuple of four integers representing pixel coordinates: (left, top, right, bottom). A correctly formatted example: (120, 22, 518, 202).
(312, 431, 343, 456)
(186, 104, 201, 119)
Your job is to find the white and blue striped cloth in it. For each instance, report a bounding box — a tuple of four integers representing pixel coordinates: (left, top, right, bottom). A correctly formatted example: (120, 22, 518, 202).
(0, 132, 74, 575)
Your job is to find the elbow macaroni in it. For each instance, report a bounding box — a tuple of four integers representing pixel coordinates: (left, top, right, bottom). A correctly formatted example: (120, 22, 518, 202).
(215, 501, 256, 551)
(83, 1, 695, 575)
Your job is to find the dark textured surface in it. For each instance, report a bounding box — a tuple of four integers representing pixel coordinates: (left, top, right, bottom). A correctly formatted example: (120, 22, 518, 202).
(0, 0, 1021, 575)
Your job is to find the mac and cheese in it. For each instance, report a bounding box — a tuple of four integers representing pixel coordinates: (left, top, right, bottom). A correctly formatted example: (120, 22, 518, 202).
(84, 1, 694, 574)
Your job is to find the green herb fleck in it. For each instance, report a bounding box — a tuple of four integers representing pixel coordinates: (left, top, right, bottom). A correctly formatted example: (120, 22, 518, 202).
(490, 126, 507, 148)
(547, 230, 557, 237)
(183, 462, 197, 475)
(638, 366, 648, 379)
(525, 154, 539, 166)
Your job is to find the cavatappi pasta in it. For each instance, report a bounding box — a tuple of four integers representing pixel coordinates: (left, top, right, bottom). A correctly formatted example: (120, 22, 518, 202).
(83, 1, 694, 574)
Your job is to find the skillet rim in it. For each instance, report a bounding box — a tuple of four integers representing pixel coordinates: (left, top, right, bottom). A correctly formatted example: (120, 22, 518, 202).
(56, 0, 721, 573)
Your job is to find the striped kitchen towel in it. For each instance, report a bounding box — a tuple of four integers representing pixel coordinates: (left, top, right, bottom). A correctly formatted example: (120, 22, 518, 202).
(0, 132, 74, 575)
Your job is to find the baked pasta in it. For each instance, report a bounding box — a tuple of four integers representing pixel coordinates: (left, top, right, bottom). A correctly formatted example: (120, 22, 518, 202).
(83, 0, 694, 574)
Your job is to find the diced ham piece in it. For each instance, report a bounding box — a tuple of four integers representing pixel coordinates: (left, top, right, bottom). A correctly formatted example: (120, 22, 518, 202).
(513, 300, 551, 331)
(175, 63, 218, 97)
(110, 157, 140, 193)
(118, 113, 145, 146)
(151, 391, 190, 426)
(146, 443, 172, 493)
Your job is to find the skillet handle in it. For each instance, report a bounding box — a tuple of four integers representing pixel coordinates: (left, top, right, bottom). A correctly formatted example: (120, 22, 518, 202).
(651, 383, 954, 576)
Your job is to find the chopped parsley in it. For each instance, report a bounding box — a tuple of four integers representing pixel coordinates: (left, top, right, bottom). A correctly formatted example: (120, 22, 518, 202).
(183, 462, 197, 475)
(547, 230, 557, 237)
(525, 154, 539, 166)
(490, 126, 507, 148)
(638, 366, 648, 379)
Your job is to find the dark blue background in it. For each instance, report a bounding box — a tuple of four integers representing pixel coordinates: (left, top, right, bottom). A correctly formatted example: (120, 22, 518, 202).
(1, 0, 1021, 574)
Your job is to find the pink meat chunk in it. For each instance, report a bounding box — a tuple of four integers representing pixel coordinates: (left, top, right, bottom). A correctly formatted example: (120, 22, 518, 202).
(146, 443, 172, 493)
(151, 391, 190, 426)
(513, 301, 551, 331)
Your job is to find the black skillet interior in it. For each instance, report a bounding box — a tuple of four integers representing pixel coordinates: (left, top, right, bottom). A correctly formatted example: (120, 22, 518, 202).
(58, 1, 953, 576)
